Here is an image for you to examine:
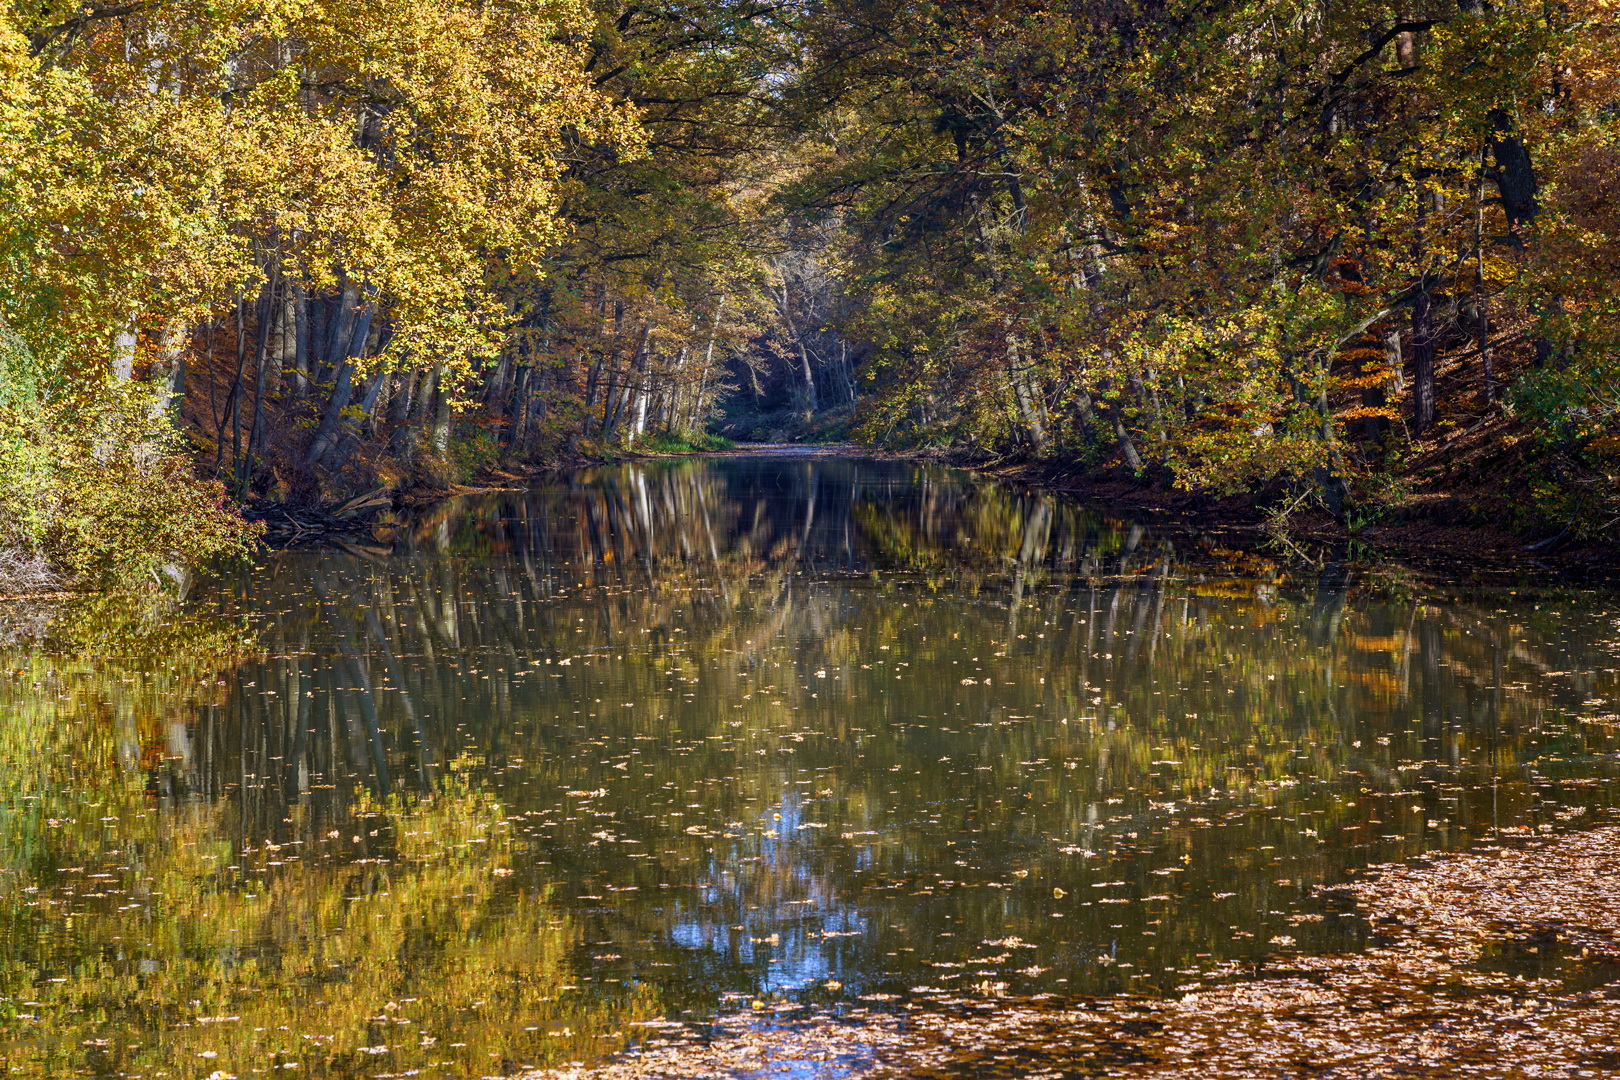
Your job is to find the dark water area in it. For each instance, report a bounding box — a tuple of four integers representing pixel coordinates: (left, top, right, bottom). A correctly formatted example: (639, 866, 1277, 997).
(2, 455, 1618, 1078)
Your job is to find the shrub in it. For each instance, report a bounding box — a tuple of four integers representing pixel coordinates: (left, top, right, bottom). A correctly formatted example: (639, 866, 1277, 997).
(0, 377, 261, 588)
(446, 427, 502, 481)
(634, 429, 736, 454)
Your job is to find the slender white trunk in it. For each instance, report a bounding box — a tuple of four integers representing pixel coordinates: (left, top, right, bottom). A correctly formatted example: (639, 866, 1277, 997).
(112, 321, 138, 380)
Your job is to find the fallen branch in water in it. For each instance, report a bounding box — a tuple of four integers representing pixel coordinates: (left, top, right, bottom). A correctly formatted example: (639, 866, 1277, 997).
(243, 489, 394, 545)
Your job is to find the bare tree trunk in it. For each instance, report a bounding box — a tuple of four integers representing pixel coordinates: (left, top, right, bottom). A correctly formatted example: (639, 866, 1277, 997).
(513, 364, 533, 451)
(112, 320, 137, 380)
(776, 284, 818, 415)
(1112, 411, 1143, 472)
(603, 323, 649, 441)
(1361, 330, 1388, 445)
(386, 370, 420, 452)
(1007, 331, 1047, 451)
(431, 365, 453, 456)
(1411, 185, 1436, 434)
(1411, 282, 1436, 434)
(291, 283, 311, 400)
(305, 284, 375, 468)
(229, 292, 247, 475)
(632, 346, 652, 437)
(246, 277, 276, 481)
(1475, 149, 1494, 404)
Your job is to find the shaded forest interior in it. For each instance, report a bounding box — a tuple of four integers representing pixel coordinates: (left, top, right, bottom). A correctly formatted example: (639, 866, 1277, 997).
(3, 0, 1620, 586)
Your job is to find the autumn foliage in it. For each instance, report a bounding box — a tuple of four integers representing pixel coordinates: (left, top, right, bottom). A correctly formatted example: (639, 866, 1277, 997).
(3, 0, 1620, 580)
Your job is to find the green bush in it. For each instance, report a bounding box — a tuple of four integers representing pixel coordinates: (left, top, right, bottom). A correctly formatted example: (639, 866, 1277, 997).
(1508, 356, 1620, 539)
(446, 427, 502, 481)
(0, 377, 260, 589)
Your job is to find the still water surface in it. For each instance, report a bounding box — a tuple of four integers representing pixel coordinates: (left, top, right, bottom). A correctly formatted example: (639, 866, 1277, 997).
(2, 455, 1618, 1077)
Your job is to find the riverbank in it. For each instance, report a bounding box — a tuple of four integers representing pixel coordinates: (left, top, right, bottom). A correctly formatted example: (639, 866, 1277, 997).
(230, 435, 1619, 585)
(916, 449, 1620, 582)
(527, 822, 1620, 1080)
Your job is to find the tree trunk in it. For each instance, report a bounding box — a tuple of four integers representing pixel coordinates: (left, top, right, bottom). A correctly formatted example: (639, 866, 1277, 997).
(513, 364, 533, 451)
(1475, 152, 1495, 403)
(431, 366, 453, 456)
(798, 341, 818, 415)
(1111, 409, 1143, 471)
(1411, 281, 1436, 434)
(112, 320, 137, 380)
(386, 370, 420, 452)
(152, 323, 187, 425)
(1361, 330, 1389, 445)
(291, 283, 311, 400)
(304, 360, 354, 467)
(305, 285, 375, 468)
(1411, 181, 1436, 435)
(1008, 334, 1047, 452)
(245, 279, 275, 481)
(229, 293, 248, 474)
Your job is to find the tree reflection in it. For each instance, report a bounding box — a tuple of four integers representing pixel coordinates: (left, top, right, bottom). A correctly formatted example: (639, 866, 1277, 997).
(2, 457, 1618, 1076)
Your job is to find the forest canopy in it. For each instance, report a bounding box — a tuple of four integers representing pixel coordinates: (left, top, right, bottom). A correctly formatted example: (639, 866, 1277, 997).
(1, 0, 1617, 583)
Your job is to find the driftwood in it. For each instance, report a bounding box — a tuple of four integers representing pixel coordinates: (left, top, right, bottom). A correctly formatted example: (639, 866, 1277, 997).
(245, 487, 395, 545)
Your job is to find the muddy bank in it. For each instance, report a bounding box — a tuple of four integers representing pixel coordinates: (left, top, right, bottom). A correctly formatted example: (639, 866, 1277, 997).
(527, 825, 1620, 1080)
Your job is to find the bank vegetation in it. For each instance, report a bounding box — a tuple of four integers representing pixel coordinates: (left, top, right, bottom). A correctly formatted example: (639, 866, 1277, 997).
(2, 0, 1618, 586)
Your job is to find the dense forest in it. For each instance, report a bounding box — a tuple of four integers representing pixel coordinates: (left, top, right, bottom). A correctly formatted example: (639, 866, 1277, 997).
(1, 0, 1617, 585)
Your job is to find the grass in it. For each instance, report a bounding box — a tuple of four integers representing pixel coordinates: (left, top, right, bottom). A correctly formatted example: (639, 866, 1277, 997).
(633, 430, 736, 455)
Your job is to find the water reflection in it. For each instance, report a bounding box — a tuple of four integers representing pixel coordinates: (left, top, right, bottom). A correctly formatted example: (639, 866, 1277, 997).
(2, 455, 1618, 1078)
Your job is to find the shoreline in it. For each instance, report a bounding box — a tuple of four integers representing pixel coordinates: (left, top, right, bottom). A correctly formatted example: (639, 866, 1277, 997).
(908, 449, 1620, 584)
(239, 441, 1620, 586)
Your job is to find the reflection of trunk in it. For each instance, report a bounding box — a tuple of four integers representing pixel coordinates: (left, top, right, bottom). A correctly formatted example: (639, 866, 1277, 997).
(797, 466, 818, 560)
(341, 653, 390, 795)
(367, 608, 434, 791)
(1009, 497, 1052, 616)
(1310, 562, 1349, 646)
(316, 574, 391, 794)
(290, 654, 312, 797)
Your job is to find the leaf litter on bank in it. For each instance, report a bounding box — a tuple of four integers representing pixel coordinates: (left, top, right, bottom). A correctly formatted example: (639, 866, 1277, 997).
(527, 827, 1620, 1079)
